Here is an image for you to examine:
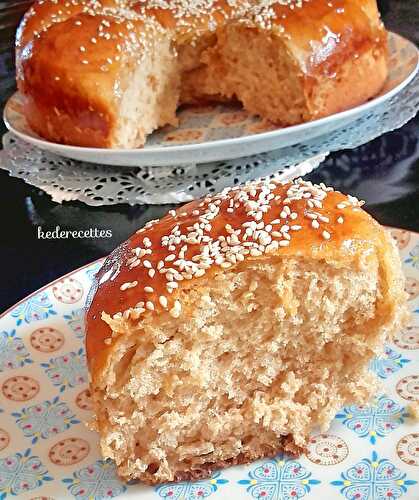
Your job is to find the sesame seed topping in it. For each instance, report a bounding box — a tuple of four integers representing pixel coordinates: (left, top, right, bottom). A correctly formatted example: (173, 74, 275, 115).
(99, 178, 362, 322)
(159, 296, 168, 308)
(170, 300, 182, 318)
(120, 281, 137, 291)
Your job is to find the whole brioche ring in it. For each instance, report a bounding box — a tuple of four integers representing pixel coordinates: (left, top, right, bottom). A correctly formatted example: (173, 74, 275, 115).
(16, 0, 388, 148)
(86, 178, 408, 484)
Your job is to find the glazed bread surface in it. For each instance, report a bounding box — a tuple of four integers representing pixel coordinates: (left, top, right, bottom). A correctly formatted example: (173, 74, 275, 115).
(16, 0, 388, 148)
(85, 178, 408, 484)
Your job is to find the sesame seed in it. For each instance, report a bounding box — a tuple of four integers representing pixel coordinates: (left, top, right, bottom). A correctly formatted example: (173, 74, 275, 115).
(337, 216, 344, 224)
(120, 281, 137, 291)
(146, 301, 154, 311)
(170, 301, 182, 318)
(159, 296, 168, 308)
(322, 230, 331, 240)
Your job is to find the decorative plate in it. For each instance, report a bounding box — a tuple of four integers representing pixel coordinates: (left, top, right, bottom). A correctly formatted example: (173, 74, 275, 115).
(0, 227, 419, 499)
(3, 32, 418, 167)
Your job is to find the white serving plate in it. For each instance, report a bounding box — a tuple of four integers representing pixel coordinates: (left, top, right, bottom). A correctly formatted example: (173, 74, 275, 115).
(3, 32, 418, 167)
(0, 226, 418, 499)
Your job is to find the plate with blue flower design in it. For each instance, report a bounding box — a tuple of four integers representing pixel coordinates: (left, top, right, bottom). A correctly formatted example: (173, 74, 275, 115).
(0, 227, 419, 500)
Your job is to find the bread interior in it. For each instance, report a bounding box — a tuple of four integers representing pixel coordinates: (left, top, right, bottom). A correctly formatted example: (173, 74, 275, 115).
(96, 255, 384, 483)
(180, 24, 308, 124)
(115, 34, 180, 148)
(114, 23, 312, 147)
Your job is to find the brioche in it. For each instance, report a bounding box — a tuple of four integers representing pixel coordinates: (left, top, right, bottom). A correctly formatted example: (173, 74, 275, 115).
(16, 0, 388, 148)
(85, 178, 408, 484)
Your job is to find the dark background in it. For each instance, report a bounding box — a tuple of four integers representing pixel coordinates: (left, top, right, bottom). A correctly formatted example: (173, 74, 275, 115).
(0, 0, 417, 312)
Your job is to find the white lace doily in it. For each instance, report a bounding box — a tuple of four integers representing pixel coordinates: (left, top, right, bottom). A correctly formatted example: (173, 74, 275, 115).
(0, 73, 417, 205)
(0, 134, 326, 205)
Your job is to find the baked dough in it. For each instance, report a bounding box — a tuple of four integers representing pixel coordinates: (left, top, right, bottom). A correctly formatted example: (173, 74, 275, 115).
(85, 178, 408, 484)
(16, 0, 388, 148)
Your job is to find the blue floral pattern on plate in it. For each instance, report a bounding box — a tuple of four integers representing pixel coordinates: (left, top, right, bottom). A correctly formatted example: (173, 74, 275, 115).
(64, 309, 84, 339)
(12, 396, 80, 444)
(0, 448, 53, 499)
(335, 396, 409, 444)
(0, 330, 32, 372)
(370, 345, 410, 379)
(62, 459, 126, 499)
(238, 454, 320, 499)
(155, 471, 228, 499)
(41, 347, 87, 392)
(331, 451, 417, 499)
(10, 292, 56, 326)
(405, 244, 419, 269)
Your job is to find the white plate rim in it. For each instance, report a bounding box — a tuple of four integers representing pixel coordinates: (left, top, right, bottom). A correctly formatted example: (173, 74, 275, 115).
(3, 32, 418, 164)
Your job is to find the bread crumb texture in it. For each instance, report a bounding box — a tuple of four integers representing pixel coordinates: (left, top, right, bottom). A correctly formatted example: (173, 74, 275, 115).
(92, 252, 407, 483)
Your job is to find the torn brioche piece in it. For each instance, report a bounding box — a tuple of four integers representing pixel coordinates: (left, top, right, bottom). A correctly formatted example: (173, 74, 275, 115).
(85, 179, 408, 484)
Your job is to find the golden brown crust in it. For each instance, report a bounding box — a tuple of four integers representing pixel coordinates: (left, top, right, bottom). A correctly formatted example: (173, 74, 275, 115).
(16, 0, 388, 147)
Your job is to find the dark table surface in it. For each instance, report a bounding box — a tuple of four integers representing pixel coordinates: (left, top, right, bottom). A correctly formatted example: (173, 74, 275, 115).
(0, 0, 418, 312)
